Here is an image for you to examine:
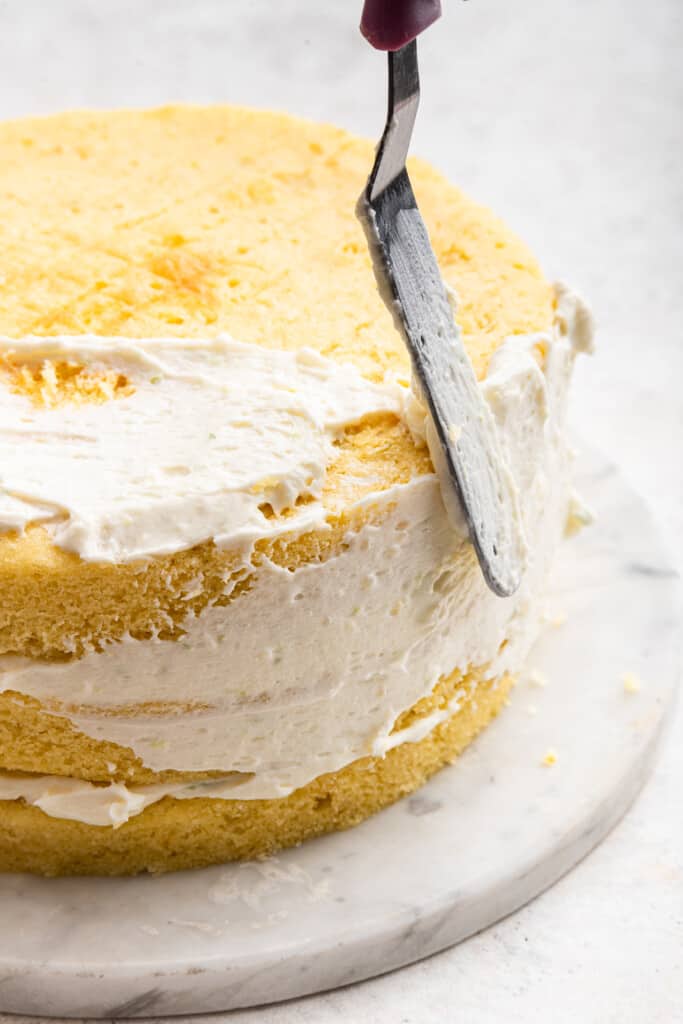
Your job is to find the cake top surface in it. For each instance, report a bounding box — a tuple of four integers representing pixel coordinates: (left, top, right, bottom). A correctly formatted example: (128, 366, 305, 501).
(0, 104, 551, 377)
(0, 104, 555, 658)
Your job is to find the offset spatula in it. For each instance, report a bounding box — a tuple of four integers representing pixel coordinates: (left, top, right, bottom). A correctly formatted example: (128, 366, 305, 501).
(358, 0, 524, 597)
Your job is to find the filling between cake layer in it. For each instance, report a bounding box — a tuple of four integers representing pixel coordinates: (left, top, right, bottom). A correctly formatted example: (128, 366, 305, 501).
(0, 684, 470, 827)
(0, 285, 593, 819)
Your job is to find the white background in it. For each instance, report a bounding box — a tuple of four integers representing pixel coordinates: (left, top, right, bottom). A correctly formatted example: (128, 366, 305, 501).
(0, 1, 680, 1021)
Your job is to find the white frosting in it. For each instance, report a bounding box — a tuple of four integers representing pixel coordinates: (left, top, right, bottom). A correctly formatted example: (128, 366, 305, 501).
(0, 687, 470, 828)
(0, 285, 593, 823)
(0, 335, 401, 562)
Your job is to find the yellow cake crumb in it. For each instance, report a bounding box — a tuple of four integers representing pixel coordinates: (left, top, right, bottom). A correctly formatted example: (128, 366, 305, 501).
(542, 748, 558, 766)
(565, 491, 594, 537)
(622, 672, 642, 694)
(542, 609, 567, 628)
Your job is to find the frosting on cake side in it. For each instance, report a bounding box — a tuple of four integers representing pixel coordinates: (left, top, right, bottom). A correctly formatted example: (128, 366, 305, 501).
(0, 285, 593, 816)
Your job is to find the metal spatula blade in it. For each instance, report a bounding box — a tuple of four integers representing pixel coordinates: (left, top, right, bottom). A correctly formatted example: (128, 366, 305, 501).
(357, 40, 524, 597)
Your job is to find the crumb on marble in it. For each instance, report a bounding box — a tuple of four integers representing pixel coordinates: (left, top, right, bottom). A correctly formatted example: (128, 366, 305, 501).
(529, 669, 547, 688)
(542, 748, 558, 766)
(541, 609, 567, 627)
(139, 923, 160, 936)
(623, 672, 642, 694)
(564, 490, 594, 537)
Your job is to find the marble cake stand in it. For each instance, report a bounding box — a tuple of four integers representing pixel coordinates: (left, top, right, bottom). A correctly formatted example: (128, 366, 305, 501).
(0, 447, 678, 1018)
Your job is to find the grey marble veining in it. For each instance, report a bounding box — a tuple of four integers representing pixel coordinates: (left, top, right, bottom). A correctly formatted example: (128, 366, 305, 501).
(0, 0, 680, 1021)
(0, 448, 678, 1017)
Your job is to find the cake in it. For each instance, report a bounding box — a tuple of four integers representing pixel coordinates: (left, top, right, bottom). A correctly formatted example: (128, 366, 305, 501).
(0, 105, 592, 875)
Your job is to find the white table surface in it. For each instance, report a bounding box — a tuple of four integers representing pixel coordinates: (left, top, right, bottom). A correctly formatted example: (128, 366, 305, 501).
(0, 1, 680, 1021)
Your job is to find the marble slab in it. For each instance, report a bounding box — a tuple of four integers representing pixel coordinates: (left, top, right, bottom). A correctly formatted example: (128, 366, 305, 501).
(0, 446, 678, 1018)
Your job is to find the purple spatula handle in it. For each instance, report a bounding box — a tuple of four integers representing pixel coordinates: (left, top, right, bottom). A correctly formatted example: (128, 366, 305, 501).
(360, 0, 442, 51)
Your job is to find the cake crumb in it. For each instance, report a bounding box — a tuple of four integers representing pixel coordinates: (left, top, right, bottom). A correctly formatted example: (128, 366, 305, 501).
(139, 924, 160, 936)
(542, 748, 558, 766)
(541, 608, 567, 627)
(565, 490, 594, 536)
(529, 669, 547, 688)
(623, 672, 641, 694)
